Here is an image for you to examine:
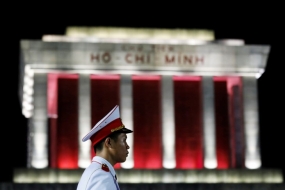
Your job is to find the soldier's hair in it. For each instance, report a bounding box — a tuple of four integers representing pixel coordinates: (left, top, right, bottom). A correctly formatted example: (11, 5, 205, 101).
(94, 131, 121, 153)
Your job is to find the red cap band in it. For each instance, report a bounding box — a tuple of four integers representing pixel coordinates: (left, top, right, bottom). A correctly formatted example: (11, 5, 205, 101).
(90, 118, 124, 147)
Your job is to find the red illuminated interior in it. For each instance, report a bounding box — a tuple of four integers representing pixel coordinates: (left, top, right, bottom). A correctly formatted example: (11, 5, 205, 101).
(174, 76, 203, 169)
(132, 75, 163, 169)
(46, 74, 243, 169)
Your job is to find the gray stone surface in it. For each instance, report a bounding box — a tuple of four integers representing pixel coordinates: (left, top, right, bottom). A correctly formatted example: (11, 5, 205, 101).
(1, 183, 285, 190)
(20, 41, 270, 75)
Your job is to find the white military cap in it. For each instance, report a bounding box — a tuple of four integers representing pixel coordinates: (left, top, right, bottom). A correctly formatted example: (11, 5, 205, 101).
(82, 105, 132, 147)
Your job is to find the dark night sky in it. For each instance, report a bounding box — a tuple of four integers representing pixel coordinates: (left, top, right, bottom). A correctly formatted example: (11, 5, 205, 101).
(2, 5, 284, 182)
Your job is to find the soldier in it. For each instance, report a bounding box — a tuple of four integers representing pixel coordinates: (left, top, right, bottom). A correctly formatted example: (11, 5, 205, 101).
(77, 105, 133, 190)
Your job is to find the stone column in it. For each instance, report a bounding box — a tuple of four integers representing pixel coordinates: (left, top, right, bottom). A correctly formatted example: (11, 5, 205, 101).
(120, 74, 134, 168)
(161, 75, 175, 168)
(202, 76, 217, 169)
(28, 73, 48, 168)
(78, 73, 91, 168)
(242, 76, 261, 169)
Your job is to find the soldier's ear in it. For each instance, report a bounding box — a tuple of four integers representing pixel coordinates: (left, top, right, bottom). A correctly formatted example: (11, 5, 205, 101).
(104, 137, 112, 148)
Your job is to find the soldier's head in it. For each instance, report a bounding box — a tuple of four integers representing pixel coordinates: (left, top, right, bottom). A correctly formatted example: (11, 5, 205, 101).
(82, 105, 133, 164)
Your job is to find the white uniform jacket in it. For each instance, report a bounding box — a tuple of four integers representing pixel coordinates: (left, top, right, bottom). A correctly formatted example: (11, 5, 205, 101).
(77, 156, 120, 190)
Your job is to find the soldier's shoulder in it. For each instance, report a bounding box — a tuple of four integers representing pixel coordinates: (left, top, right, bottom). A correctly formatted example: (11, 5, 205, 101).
(101, 164, 110, 172)
(91, 162, 110, 173)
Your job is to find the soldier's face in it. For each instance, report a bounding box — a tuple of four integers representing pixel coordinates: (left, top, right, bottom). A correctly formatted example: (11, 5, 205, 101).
(112, 133, 130, 163)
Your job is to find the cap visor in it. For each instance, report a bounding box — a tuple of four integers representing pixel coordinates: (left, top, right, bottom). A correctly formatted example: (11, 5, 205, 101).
(119, 128, 133, 133)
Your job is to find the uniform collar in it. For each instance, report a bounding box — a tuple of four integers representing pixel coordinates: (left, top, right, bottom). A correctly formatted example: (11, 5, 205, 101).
(92, 156, 116, 177)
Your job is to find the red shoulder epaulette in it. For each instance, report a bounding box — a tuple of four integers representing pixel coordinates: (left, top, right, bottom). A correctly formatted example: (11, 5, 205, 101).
(101, 164, 110, 172)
